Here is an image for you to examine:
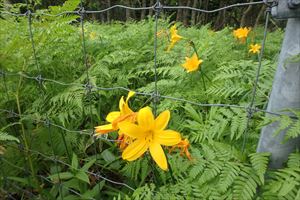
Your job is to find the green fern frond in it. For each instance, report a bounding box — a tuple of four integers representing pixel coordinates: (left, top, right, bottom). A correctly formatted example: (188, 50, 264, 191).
(249, 152, 270, 184)
(0, 131, 19, 143)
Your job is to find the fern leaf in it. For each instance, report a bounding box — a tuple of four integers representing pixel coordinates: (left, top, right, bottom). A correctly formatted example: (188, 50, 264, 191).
(0, 131, 19, 143)
(249, 152, 270, 185)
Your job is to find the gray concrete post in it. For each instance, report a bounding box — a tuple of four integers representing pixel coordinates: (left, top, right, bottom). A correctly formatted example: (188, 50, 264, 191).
(256, 18, 300, 168)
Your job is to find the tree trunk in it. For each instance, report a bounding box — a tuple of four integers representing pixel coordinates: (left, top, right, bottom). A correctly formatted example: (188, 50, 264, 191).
(183, 0, 191, 26)
(130, 0, 136, 20)
(214, 1, 227, 30)
(197, 0, 208, 25)
(254, 5, 266, 27)
(141, 0, 147, 20)
(106, 0, 111, 23)
(176, 0, 184, 22)
(125, 0, 131, 21)
(100, 0, 105, 23)
(203, 0, 209, 24)
(191, 0, 198, 25)
(240, 0, 253, 27)
(149, 0, 154, 16)
(196, 0, 203, 24)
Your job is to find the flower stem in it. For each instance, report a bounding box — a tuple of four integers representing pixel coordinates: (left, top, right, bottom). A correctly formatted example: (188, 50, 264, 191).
(166, 155, 176, 184)
(146, 153, 159, 184)
(15, 70, 40, 191)
(200, 71, 207, 92)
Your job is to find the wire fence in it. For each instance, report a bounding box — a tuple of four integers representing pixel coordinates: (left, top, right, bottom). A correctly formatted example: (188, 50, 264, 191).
(0, 0, 291, 199)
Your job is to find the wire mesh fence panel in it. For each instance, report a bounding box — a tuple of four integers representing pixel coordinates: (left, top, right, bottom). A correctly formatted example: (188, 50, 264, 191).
(0, 0, 296, 199)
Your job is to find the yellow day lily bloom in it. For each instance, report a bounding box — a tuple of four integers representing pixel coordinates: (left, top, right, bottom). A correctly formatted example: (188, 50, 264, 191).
(118, 107, 182, 171)
(167, 25, 183, 51)
(89, 32, 97, 40)
(233, 27, 251, 43)
(249, 44, 261, 54)
(181, 53, 203, 73)
(94, 91, 136, 135)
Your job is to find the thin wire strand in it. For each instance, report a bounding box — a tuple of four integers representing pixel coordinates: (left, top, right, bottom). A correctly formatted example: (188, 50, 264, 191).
(163, 1, 265, 13)
(26, 2, 65, 196)
(4, 144, 135, 191)
(6, 181, 37, 199)
(26, 11, 40, 72)
(1, 157, 96, 200)
(2, 71, 297, 118)
(0, 1, 265, 17)
(79, 0, 103, 195)
(47, 121, 64, 200)
(0, 108, 123, 143)
(0, 1, 296, 197)
(1, 189, 17, 200)
(242, 8, 271, 152)
(153, 1, 160, 116)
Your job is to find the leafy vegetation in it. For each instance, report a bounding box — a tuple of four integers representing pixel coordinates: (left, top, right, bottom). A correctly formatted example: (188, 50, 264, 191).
(1, 1, 299, 199)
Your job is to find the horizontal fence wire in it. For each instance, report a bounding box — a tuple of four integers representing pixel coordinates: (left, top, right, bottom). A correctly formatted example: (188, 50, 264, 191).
(1, 157, 96, 200)
(3, 143, 135, 191)
(0, 108, 121, 142)
(0, 0, 296, 198)
(0, 1, 267, 17)
(0, 70, 297, 119)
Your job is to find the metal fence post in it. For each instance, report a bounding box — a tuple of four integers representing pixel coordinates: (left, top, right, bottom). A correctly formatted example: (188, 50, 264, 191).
(257, 1, 300, 168)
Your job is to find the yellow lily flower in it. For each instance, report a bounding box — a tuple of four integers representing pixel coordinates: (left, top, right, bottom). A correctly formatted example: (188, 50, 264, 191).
(181, 53, 203, 73)
(249, 44, 261, 54)
(233, 27, 251, 43)
(89, 32, 97, 40)
(94, 91, 136, 135)
(167, 25, 183, 51)
(118, 107, 182, 171)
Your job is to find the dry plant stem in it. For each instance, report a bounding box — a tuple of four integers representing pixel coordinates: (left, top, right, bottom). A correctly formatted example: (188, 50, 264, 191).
(15, 70, 40, 191)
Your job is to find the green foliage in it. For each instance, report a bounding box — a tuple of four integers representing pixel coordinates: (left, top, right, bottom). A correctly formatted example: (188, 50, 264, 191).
(1, 1, 299, 199)
(0, 131, 20, 143)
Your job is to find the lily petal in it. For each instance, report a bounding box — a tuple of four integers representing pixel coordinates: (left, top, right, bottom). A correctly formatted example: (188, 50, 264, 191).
(155, 110, 170, 130)
(154, 130, 181, 146)
(119, 96, 125, 111)
(149, 143, 168, 170)
(137, 107, 154, 129)
(106, 111, 120, 122)
(118, 121, 145, 139)
(95, 124, 115, 134)
(126, 91, 135, 103)
(122, 139, 148, 161)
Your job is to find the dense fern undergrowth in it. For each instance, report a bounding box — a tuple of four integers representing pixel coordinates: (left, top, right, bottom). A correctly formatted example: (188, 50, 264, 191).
(1, 2, 300, 200)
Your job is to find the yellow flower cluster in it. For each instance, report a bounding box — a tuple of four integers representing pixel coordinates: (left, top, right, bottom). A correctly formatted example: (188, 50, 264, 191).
(249, 44, 261, 54)
(166, 25, 203, 73)
(95, 92, 191, 170)
(167, 25, 183, 52)
(233, 27, 251, 43)
(233, 27, 261, 54)
(182, 53, 203, 73)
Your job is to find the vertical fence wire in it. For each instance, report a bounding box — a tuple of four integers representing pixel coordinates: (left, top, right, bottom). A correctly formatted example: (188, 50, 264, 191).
(242, 7, 271, 153)
(47, 120, 64, 199)
(153, 1, 160, 116)
(0, 70, 10, 192)
(0, 0, 281, 197)
(79, 0, 102, 193)
(25, 1, 64, 197)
